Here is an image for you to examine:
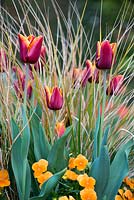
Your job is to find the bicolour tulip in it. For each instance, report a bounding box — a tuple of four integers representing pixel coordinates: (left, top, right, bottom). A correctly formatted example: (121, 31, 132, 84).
(86, 60, 99, 83)
(29, 46, 46, 71)
(13, 67, 33, 98)
(55, 121, 66, 137)
(45, 86, 63, 110)
(0, 48, 7, 72)
(18, 34, 43, 64)
(81, 60, 92, 87)
(106, 75, 124, 95)
(96, 40, 117, 70)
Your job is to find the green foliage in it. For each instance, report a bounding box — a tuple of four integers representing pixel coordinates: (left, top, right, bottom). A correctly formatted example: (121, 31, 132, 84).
(11, 106, 31, 200)
(91, 123, 134, 200)
(30, 104, 51, 161)
(29, 168, 66, 200)
(47, 126, 72, 173)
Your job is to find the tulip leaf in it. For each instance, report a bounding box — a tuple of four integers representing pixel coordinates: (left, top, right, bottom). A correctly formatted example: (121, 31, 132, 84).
(93, 104, 101, 160)
(31, 104, 51, 160)
(11, 119, 23, 199)
(105, 139, 133, 200)
(47, 126, 72, 173)
(11, 106, 31, 200)
(90, 126, 110, 199)
(29, 168, 66, 200)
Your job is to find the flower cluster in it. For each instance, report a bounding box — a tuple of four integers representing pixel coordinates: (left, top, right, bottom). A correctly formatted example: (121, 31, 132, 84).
(115, 177, 134, 200)
(32, 159, 53, 188)
(59, 154, 97, 200)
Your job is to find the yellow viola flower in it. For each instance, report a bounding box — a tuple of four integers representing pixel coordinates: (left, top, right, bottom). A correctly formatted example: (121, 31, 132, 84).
(74, 154, 88, 171)
(124, 177, 134, 190)
(63, 170, 78, 181)
(80, 188, 97, 200)
(32, 159, 48, 178)
(77, 173, 96, 189)
(0, 169, 10, 188)
(37, 171, 53, 188)
(124, 190, 133, 199)
(68, 157, 76, 169)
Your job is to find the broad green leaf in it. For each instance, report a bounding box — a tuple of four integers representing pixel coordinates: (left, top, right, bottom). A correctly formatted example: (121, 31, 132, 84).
(90, 145, 110, 199)
(93, 104, 101, 160)
(11, 119, 23, 199)
(90, 126, 110, 199)
(47, 126, 72, 172)
(105, 139, 133, 200)
(31, 104, 51, 160)
(21, 106, 31, 200)
(29, 168, 66, 200)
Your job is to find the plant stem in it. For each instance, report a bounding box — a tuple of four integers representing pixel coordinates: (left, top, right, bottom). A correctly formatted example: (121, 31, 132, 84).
(98, 70, 107, 154)
(24, 64, 29, 108)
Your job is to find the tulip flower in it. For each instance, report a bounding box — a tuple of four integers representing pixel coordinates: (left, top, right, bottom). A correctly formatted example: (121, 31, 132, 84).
(55, 121, 66, 137)
(18, 34, 43, 64)
(0, 48, 7, 72)
(29, 46, 46, 71)
(96, 40, 117, 70)
(106, 75, 124, 95)
(81, 60, 92, 87)
(45, 86, 63, 110)
(86, 60, 99, 83)
(13, 67, 33, 98)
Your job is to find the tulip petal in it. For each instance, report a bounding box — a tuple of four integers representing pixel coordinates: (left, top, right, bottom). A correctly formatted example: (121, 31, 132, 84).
(97, 40, 113, 69)
(49, 87, 63, 110)
(18, 34, 29, 63)
(27, 36, 43, 64)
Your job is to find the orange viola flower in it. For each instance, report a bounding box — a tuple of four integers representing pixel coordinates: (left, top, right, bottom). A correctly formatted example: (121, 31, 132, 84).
(45, 86, 63, 110)
(68, 157, 76, 169)
(124, 177, 134, 190)
(37, 171, 53, 187)
(80, 188, 97, 200)
(96, 40, 117, 70)
(0, 169, 10, 188)
(74, 154, 88, 171)
(55, 122, 66, 137)
(77, 173, 96, 189)
(32, 159, 48, 178)
(63, 170, 78, 181)
(18, 34, 43, 64)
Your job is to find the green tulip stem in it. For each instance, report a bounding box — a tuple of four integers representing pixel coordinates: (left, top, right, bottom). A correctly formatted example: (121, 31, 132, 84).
(99, 70, 107, 154)
(24, 64, 29, 108)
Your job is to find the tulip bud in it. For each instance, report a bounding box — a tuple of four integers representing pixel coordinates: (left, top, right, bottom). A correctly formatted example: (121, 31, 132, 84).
(55, 121, 66, 137)
(18, 34, 43, 64)
(45, 86, 63, 110)
(106, 75, 124, 95)
(96, 40, 117, 70)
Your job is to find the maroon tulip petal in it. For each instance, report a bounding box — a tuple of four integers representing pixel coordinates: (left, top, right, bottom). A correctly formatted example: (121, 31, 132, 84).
(18, 34, 29, 63)
(49, 87, 63, 110)
(27, 36, 43, 64)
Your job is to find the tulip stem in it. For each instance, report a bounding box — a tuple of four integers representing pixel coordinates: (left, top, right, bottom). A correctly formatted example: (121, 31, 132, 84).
(99, 70, 107, 155)
(24, 64, 29, 108)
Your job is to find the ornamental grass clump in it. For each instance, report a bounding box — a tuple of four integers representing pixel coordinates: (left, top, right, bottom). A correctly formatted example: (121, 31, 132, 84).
(0, 0, 134, 199)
